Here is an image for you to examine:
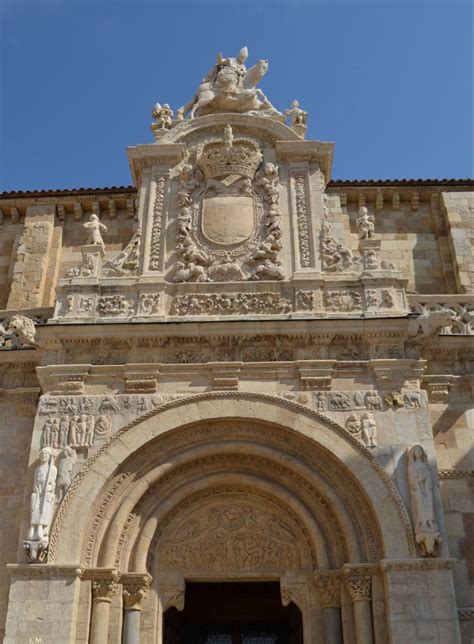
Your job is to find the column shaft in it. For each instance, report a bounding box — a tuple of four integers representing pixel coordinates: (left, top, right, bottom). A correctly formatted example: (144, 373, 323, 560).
(323, 606, 342, 644)
(122, 608, 141, 644)
(353, 599, 374, 644)
(90, 598, 112, 644)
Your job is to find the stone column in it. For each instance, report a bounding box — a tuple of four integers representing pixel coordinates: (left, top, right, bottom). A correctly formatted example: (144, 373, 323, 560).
(121, 573, 152, 644)
(89, 571, 120, 644)
(343, 570, 374, 644)
(314, 572, 342, 644)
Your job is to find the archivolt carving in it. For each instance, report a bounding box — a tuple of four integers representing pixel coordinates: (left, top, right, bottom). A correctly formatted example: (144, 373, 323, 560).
(49, 392, 415, 562)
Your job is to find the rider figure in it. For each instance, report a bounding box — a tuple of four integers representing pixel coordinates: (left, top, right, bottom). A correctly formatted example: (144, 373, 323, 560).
(205, 47, 248, 94)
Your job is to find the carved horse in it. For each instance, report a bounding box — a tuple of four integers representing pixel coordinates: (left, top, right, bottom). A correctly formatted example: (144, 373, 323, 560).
(181, 60, 270, 119)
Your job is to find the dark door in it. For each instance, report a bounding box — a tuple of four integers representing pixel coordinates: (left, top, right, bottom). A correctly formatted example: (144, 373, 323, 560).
(164, 582, 303, 644)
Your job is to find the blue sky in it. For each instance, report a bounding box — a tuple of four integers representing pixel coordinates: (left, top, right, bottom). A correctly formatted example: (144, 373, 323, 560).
(0, 0, 472, 190)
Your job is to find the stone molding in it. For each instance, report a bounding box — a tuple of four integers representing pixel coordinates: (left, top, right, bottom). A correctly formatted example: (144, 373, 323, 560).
(379, 558, 456, 572)
(438, 469, 474, 480)
(6, 563, 84, 578)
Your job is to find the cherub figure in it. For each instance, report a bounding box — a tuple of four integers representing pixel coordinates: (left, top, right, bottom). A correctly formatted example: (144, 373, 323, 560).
(83, 214, 107, 246)
(151, 102, 173, 129)
(285, 99, 307, 136)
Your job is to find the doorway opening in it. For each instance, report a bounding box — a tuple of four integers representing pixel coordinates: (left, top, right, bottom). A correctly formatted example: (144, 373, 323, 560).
(164, 581, 303, 644)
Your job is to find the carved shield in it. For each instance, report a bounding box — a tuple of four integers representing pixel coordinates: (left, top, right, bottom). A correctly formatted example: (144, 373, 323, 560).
(201, 194, 255, 245)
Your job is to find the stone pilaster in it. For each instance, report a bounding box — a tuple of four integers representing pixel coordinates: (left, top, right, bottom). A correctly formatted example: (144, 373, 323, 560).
(7, 205, 57, 309)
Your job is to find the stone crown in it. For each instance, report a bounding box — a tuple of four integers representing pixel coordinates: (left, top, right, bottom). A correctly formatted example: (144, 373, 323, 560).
(198, 137, 262, 180)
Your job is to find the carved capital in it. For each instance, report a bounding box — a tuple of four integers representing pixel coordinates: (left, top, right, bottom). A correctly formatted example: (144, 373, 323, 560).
(314, 572, 341, 608)
(88, 569, 121, 602)
(344, 574, 372, 602)
(122, 573, 153, 610)
(92, 578, 119, 602)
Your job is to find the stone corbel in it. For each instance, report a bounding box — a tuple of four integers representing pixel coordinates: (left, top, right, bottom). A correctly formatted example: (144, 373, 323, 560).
(280, 573, 312, 616)
(369, 358, 426, 388)
(156, 572, 185, 613)
(123, 366, 159, 394)
(296, 360, 335, 390)
(36, 364, 91, 396)
(422, 375, 454, 404)
(209, 361, 243, 391)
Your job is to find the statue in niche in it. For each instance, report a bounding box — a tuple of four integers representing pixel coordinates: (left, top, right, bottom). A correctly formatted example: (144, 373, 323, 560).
(27, 447, 57, 544)
(55, 447, 76, 502)
(180, 47, 281, 119)
(83, 214, 107, 247)
(357, 207, 375, 240)
(407, 444, 442, 556)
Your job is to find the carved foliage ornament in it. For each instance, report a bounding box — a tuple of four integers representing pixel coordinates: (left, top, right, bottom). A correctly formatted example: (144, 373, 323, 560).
(172, 127, 284, 283)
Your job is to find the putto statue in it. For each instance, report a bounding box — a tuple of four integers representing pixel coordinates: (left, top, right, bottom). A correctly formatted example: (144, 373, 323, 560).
(83, 213, 107, 247)
(357, 207, 375, 239)
(180, 47, 282, 119)
(285, 100, 308, 137)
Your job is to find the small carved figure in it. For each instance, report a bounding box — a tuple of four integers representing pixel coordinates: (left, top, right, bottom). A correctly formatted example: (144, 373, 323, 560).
(94, 414, 111, 437)
(85, 415, 95, 446)
(59, 417, 69, 447)
(384, 392, 404, 408)
(345, 414, 361, 434)
(253, 259, 284, 281)
(99, 396, 120, 413)
(407, 444, 442, 556)
(27, 447, 57, 543)
(357, 207, 375, 240)
(404, 391, 423, 408)
(151, 102, 173, 129)
(174, 261, 208, 283)
(353, 391, 365, 407)
(284, 99, 307, 136)
(364, 249, 379, 271)
(42, 418, 53, 448)
(55, 447, 76, 502)
(7, 314, 37, 347)
(360, 413, 377, 448)
(83, 214, 107, 247)
(69, 415, 78, 445)
(50, 417, 60, 449)
(315, 392, 327, 411)
(365, 391, 383, 410)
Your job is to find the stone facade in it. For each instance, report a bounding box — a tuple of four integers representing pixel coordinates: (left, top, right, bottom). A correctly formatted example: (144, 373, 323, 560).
(0, 49, 472, 643)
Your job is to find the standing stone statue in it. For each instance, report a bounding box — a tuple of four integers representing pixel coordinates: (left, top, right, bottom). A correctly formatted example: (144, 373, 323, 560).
(25, 447, 57, 560)
(285, 100, 307, 136)
(407, 444, 442, 556)
(55, 447, 76, 502)
(83, 213, 107, 247)
(357, 207, 375, 239)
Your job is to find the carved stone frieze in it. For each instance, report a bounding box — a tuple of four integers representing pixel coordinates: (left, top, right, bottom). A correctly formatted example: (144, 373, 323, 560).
(170, 291, 291, 316)
(295, 290, 314, 311)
